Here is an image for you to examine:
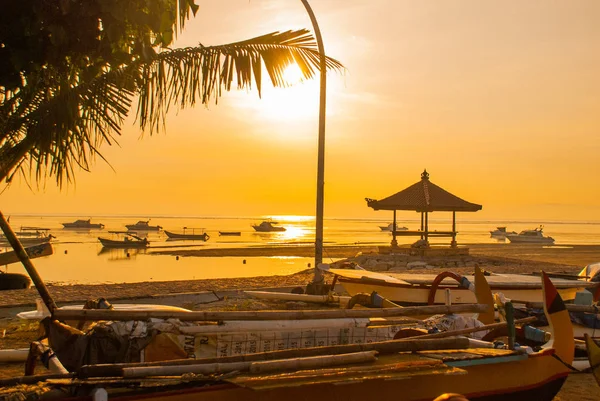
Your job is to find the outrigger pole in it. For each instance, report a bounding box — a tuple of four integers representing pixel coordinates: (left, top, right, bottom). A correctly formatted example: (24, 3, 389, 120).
(0, 211, 57, 312)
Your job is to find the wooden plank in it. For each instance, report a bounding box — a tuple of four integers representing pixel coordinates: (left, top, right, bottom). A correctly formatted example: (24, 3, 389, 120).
(0, 242, 53, 265)
(54, 303, 490, 322)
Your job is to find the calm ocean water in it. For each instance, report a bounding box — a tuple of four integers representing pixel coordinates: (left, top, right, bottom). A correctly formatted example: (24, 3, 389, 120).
(2, 214, 600, 285)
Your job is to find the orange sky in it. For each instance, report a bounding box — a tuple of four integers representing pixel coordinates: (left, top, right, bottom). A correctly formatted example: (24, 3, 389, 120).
(2, 0, 600, 221)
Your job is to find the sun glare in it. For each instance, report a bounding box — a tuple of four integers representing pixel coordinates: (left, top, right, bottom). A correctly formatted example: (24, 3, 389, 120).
(283, 64, 304, 85)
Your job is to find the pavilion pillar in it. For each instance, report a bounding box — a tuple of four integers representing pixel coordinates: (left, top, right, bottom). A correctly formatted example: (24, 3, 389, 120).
(391, 210, 398, 247)
(451, 211, 457, 248)
(420, 212, 424, 240)
(424, 212, 429, 242)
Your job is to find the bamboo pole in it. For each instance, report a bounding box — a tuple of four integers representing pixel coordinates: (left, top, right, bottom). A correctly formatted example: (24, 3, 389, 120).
(123, 351, 378, 378)
(54, 303, 489, 322)
(79, 337, 471, 378)
(409, 316, 538, 340)
(515, 302, 600, 313)
(0, 211, 57, 312)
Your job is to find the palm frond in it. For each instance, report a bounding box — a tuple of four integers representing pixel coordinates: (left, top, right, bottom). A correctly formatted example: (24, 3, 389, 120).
(136, 29, 344, 133)
(0, 29, 344, 186)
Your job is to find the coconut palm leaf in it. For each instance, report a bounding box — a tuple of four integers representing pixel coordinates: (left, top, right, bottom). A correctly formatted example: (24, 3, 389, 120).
(0, 29, 344, 186)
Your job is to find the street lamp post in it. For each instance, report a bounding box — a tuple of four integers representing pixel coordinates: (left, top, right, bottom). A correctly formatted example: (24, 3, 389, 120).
(300, 0, 327, 289)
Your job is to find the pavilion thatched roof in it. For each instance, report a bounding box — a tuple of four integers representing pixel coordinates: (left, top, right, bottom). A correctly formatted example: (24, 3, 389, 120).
(365, 170, 482, 212)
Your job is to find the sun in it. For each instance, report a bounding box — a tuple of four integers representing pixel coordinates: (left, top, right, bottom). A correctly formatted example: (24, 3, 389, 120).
(282, 64, 305, 85)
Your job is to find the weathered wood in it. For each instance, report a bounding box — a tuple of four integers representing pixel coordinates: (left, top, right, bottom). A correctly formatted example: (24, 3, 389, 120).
(248, 351, 378, 374)
(411, 316, 538, 340)
(0, 211, 57, 313)
(515, 302, 600, 314)
(79, 337, 471, 378)
(123, 351, 378, 378)
(0, 242, 53, 265)
(54, 303, 489, 321)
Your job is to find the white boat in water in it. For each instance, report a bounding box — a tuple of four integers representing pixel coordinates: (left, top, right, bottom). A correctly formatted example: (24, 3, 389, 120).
(379, 223, 408, 232)
(506, 226, 555, 244)
(489, 226, 516, 237)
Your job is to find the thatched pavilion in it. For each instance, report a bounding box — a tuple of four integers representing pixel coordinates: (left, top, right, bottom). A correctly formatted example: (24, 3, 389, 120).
(365, 170, 482, 247)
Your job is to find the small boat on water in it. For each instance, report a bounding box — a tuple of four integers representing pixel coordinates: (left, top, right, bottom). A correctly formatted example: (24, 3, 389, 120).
(219, 231, 241, 236)
(507, 226, 555, 244)
(62, 219, 105, 229)
(165, 228, 210, 241)
(379, 223, 408, 231)
(98, 232, 149, 248)
(252, 220, 286, 232)
(490, 226, 517, 237)
(125, 220, 162, 231)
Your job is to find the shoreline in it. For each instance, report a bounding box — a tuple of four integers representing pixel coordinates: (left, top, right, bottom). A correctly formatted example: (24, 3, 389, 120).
(0, 243, 598, 309)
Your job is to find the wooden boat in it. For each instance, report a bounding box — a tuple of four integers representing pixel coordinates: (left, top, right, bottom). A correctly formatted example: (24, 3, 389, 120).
(165, 228, 210, 241)
(219, 231, 241, 236)
(125, 220, 162, 231)
(5, 272, 574, 401)
(0, 243, 53, 290)
(329, 266, 599, 305)
(62, 219, 104, 229)
(98, 232, 149, 248)
(0, 272, 31, 290)
(252, 221, 286, 232)
(585, 333, 600, 385)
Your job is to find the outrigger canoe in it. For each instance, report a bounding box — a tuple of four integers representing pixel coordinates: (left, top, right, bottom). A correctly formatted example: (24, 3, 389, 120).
(5, 272, 575, 401)
(329, 265, 599, 305)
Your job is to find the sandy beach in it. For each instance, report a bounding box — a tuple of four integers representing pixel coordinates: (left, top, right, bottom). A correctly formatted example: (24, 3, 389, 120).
(1, 243, 599, 399)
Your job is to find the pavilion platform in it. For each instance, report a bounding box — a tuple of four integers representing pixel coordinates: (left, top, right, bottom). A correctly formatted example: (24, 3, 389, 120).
(377, 244, 470, 257)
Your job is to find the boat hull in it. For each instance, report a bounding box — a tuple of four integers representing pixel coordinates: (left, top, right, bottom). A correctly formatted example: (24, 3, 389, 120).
(62, 223, 104, 229)
(337, 277, 588, 305)
(252, 226, 286, 232)
(507, 236, 555, 244)
(165, 230, 209, 240)
(66, 350, 567, 401)
(0, 272, 31, 290)
(98, 237, 148, 248)
(126, 225, 162, 231)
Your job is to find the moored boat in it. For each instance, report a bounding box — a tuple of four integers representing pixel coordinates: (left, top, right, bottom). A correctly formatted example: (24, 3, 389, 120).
(252, 221, 286, 232)
(506, 226, 555, 244)
(125, 220, 162, 231)
(165, 228, 210, 240)
(62, 219, 105, 229)
(98, 232, 149, 248)
(490, 226, 516, 237)
(379, 223, 408, 231)
(219, 231, 241, 236)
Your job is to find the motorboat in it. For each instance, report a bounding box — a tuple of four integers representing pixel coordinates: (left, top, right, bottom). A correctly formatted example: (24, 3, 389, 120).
(98, 232, 149, 248)
(489, 226, 516, 237)
(125, 220, 162, 231)
(506, 226, 555, 244)
(165, 227, 210, 241)
(379, 223, 408, 231)
(252, 220, 286, 232)
(62, 219, 105, 229)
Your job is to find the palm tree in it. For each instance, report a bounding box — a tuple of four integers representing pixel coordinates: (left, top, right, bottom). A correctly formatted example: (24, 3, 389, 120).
(0, 3, 343, 187)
